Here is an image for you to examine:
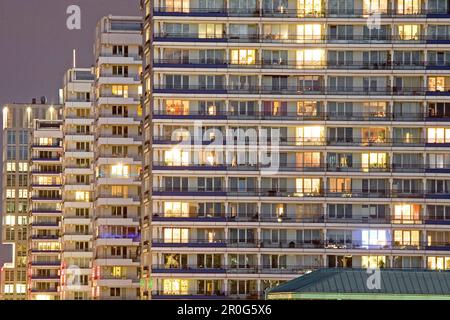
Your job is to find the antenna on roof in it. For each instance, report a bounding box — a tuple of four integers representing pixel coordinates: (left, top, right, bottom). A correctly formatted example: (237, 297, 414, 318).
(73, 49, 77, 68)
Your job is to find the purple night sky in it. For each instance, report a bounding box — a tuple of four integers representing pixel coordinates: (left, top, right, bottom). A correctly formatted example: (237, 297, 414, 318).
(0, 0, 140, 264)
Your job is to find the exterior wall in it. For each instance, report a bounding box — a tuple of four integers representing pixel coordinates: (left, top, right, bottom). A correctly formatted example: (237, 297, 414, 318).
(28, 115, 63, 300)
(143, 0, 450, 299)
(92, 15, 143, 300)
(2, 103, 59, 300)
(61, 68, 95, 300)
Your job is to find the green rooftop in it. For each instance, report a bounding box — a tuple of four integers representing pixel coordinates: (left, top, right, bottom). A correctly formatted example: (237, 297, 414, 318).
(267, 269, 450, 300)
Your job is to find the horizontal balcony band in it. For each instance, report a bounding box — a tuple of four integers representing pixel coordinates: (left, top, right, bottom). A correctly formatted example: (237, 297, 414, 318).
(150, 290, 260, 300)
(151, 239, 450, 250)
(150, 213, 439, 225)
(152, 163, 450, 174)
(153, 111, 450, 122)
(152, 85, 445, 96)
(149, 265, 433, 274)
(152, 7, 445, 18)
(31, 235, 60, 240)
(150, 265, 313, 274)
(31, 197, 63, 201)
(152, 136, 433, 147)
(151, 188, 450, 199)
(29, 262, 61, 266)
(153, 59, 446, 71)
(153, 34, 450, 44)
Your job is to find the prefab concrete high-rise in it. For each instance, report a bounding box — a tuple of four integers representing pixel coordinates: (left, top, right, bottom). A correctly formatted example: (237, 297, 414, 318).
(2, 103, 61, 300)
(142, 0, 450, 299)
(92, 15, 143, 300)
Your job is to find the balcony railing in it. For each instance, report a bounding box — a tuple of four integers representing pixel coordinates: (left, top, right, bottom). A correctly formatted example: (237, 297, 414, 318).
(150, 290, 261, 299)
(153, 84, 439, 96)
(152, 162, 446, 173)
(150, 264, 319, 274)
(152, 187, 450, 199)
(151, 239, 450, 250)
(153, 110, 442, 122)
(154, 58, 433, 70)
(151, 212, 424, 224)
(152, 136, 429, 147)
(153, 33, 449, 44)
(153, 6, 445, 18)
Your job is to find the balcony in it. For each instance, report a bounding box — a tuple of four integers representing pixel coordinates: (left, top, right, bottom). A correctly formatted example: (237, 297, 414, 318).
(153, 33, 445, 44)
(151, 290, 260, 300)
(153, 110, 431, 122)
(150, 264, 320, 275)
(153, 7, 440, 18)
(153, 58, 429, 71)
(152, 162, 441, 174)
(152, 187, 450, 199)
(152, 136, 427, 147)
(152, 84, 430, 96)
(151, 213, 424, 225)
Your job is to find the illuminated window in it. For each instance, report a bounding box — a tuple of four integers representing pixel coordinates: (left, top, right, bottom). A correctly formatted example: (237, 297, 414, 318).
(363, 101, 387, 118)
(361, 153, 387, 171)
(111, 186, 127, 197)
(230, 49, 256, 65)
(6, 163, 16, 172)
(427, 256, 450, 270)
(263, 24, 289, 40)
(296, 152, 321, 167)
(163, 279, 188, 295)
(164, 149, 189, 166)
(428, 77, 446, 91)
(296, 126, 324, 145)
(111, 164, 129, 177)
(297, 24, 322, 43)
(296, 49, 325, 68)
(37, 242, 61, 250)
(112, 85, 129, 97)
(4, 215, 15, 226)
(164, 228, 189, 243)
(295, 178, 321, 195)
(199, 24, 223, 38)
(16, 284, 26, 294)
(298, 0, 322, 16)
(19, 189, 28, 199)
(4, 284, 14, 294)
(397, 0, 420, 14)
(111, 267, 123, 278)
(19, 162, 28, 172)
(362, 256, 386, 268)
(6, 189, 15, 199)
(297, 101, 319, 116)
(427, 128, 450, 143)
(164, 202, 189, 217)
(165, 0, 190, 13)
(328, 178, 351, 193)
(394, 230, 420, 246)
(398, 25, 419, 40)
(361, 127, 386, 144)
(394, 204, 421, 222)
(165, 100, 189, 115)
(75, 191, 90, 202)
(362, 230, 388, 247)
(363, 0, 388, 14)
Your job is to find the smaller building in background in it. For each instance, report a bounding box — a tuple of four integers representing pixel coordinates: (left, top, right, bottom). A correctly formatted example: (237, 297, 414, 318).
(2, 102, 61, 300)
(29, 116, 63, 300)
